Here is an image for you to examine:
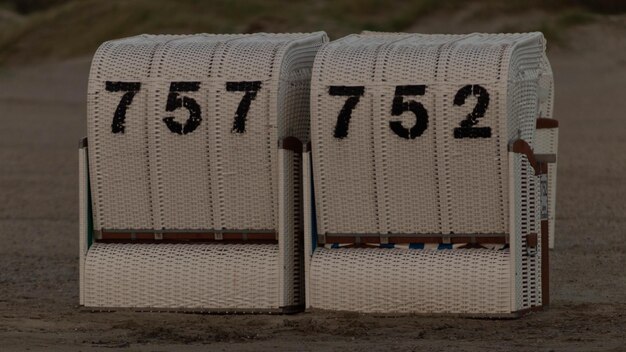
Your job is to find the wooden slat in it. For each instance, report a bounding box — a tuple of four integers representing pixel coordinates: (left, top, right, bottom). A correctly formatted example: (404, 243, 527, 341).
(98, 230, 277, 243)
(536, 118, 559, 129)
(321, 235, 507, 245)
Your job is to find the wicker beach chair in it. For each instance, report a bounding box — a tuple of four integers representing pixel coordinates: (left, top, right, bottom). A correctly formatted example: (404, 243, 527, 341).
(303, 32, 558, 316)
(79, 32, 327, 312)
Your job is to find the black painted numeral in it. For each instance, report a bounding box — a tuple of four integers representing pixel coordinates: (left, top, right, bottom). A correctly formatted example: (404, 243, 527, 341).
(163, 81, 202, 135)
(453, 84, 491, 138)
(329, 86, 365, 139)
(105, 81, 141, 134)
(226, 81, 263, 134)
(390, 85, 428, 139)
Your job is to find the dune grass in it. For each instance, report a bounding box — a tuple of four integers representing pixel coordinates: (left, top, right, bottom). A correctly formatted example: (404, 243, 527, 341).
(0, 0, 458, 65)
(0, 0, 621, 66)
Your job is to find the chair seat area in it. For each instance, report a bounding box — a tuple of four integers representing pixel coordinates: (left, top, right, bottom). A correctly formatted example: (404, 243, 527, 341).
(309, 247, 511, 314)
(83, 243, 280, 311)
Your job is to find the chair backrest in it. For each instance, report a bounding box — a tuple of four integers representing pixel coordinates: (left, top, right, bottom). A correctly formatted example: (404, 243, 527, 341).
(87, 33, 327, 232)
(310, 33, 547, 237)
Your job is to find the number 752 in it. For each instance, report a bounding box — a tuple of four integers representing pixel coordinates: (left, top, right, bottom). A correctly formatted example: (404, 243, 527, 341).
(328, 84, 491, 140)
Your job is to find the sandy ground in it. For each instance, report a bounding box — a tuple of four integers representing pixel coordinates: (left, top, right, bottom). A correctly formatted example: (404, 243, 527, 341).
(0, 20, 625, 351)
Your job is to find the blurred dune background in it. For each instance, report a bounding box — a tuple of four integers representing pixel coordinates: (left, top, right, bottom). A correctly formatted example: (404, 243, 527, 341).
(0, 1, 625, 351)
(0, 0, 624, 65)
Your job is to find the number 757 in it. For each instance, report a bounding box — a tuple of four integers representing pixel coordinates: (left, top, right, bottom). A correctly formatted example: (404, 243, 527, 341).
(104, 80, 263, 135)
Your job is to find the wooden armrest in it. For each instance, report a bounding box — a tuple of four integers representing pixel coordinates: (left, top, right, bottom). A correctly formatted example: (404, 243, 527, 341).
(535, 154, 557, 163)
(536, 118, 559, 129)
(279, 136, 303, 153)
(509, 139, 548, 175)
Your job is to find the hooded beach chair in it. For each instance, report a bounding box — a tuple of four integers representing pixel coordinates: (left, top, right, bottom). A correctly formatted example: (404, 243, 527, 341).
(303, 32, 558, 316)
(79, 32, 327, 312)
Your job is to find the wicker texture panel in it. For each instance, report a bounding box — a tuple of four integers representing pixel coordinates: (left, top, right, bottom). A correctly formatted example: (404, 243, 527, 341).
(311, 35, 389, 234)
(211, 35, 280, 231)
(279, 148, 304, 307)
(534, 129, 558, 155)
(309, 247, 511, 314)
(372, 35, 449, 234)
(503, 34, 546, 146)
(148, 34, 241, 230)
(535, 127, 558, 249)
(538, 54, 554, 121)
(88, 35, 182, 230)
(535, 54, 556, 249)
(547, 162, 557, 249)
(310, 33, 547, 237)
(437, 34, 507, 234)
(84, 243, 280, 309)
(509, 152, 543, 310)
(87, 33, 326, 232)
(518, 156, 542, 309)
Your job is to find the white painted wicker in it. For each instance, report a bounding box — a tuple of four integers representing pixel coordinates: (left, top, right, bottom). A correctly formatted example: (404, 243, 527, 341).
(84, 243, 280, 309)
(534, 55, 558, 249)
(305, 32, 553, 315)
(310, 247, 511, 314)
(78, 140, 89, 306)
(82, 32, 327, 311)
(535, 126, 558, 249)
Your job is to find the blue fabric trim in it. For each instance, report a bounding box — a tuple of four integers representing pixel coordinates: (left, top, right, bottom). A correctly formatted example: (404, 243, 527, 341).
(379, 243, 395, 249)
(438, 243, 453, 250)
(409, 243, 425, 249)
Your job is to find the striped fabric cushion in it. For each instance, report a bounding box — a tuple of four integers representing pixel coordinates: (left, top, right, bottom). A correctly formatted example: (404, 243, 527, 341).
(324, 243, 509, 250)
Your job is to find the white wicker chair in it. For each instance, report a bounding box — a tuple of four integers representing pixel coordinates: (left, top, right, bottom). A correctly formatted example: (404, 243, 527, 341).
(79, 32, 327, 312)
(304, 32, 558, 316)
